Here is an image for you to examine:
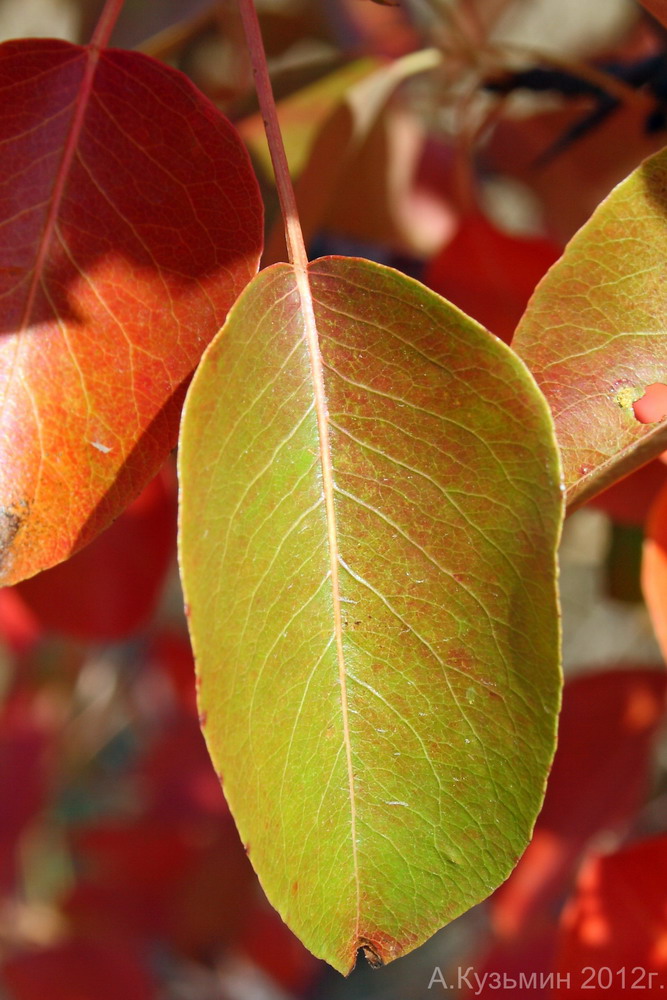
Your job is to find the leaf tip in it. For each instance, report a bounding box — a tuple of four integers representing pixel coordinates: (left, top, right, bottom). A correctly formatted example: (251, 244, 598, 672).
(356, 938, 385, 969)
(346, 927, 419, 972)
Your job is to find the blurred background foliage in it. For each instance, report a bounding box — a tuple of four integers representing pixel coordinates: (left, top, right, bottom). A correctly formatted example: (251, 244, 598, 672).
(0, 0, 667, 997)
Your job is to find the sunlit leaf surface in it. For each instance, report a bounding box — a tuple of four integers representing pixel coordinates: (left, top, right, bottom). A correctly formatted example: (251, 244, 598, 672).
(179, 256, 563, 972)
(0, 39, 263, 583)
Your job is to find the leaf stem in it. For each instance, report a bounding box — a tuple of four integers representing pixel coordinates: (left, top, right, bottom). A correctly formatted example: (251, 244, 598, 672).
(90, 0, 125, 52)
(566, 422, 667, 516)
(237, 0, 308, 271)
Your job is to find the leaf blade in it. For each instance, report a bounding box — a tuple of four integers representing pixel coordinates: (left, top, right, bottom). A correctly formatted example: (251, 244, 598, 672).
(179, 257, 563, 972)
(512, 147, 667, 510)
(0, 39, 263, 583)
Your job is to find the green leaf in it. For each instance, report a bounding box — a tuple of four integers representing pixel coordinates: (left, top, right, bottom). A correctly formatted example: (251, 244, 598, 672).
(178, 257, 563, 973)
(512, 147, 667, 511)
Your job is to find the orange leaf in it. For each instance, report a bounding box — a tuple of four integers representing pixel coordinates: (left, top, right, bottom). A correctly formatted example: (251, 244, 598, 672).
(0, 40, 262, 584)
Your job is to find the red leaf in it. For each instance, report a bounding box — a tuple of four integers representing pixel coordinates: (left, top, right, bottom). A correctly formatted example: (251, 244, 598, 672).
(139, 713, 227, 824)
(0, 588, 42, 653)
(0, 690, 55, 892)
(2, 939, 156, 1000)
(460, 927, 557, 998)
(65, 823, 197, 942)
(239, 903, 323, 993)
(590, 460, 667, 526)
(555, 836, 667, 996)
(424, 213, 561, 344)
(10, 465, 176, 640)
(492, 669, 667, 938)
(145, 630, 198, 716)
(0, 39, 262, 585)
(638, 0, 667, 28)
(485, 99, 663, 247)
(66, 817, 256, 956)
(166, 819, 256, 958)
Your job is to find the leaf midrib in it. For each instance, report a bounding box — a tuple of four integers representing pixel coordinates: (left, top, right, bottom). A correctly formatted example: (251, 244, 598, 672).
(293, 260, 360, 939)
(18, 44, 100, 336)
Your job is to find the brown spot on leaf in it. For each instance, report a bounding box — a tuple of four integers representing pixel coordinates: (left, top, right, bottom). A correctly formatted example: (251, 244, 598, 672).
(291, 881, 298, 895)
(356, 928, 416, 967)
(0, 500, 30, 576)
(198, 710, 208, 727)
(357, 938, 385, 968)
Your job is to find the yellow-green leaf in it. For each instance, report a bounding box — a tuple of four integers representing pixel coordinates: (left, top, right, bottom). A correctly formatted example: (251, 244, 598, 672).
(178, 256, 563, 973)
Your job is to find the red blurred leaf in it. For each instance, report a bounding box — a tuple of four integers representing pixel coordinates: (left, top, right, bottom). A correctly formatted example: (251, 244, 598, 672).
(239, 902, 323, 993)
(167, 819, 256, 958)
(319, 105, 453, 258)
(485, 99, 663, 246)
(0, 690, 55, 892)
(642, 481, 667, 660)
(492, 669, 667, 939)
(424, 213, 561, 345)
(590, 460, 667, 526)
(65, 823, 197, 942)
(145, 630, 198, 716)
(634, 382, 667, 426)
(638, 0, 667, 28)
(338, 0, 418, 57)
(555, 836, 667, 996)
(2, 939, 156, 1000)
(261, 51, 447, 265)
(9, 466, 176, 641)
(139, 713, 227, 824)
(460, 927, 557, 998)
(73, 823, 194, 889)
(0, 39, 262, 585)
(66, 816, 256, 957)
(0, 588, 42, 653)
